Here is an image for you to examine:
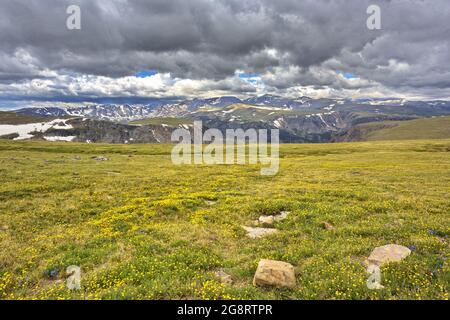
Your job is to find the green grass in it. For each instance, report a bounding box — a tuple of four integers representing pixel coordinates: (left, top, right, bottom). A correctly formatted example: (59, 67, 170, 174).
(0, 111, 51, 125)
(191, 103, 305, 122)
(0, 139, 449, 300)
(356, 116, 450, 141)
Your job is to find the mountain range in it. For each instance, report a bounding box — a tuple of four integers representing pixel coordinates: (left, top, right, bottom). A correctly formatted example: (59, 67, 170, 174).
(2, 95, 450, 143)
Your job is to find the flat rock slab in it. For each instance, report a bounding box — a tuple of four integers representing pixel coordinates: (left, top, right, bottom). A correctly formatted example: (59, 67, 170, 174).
(242, 226, 279, 239)
(92, 156, 110, 161)
(274, 211, 289, 222)
(214, 270, 233, 285)
(253, 259, 296, 288)
(258, 215, 275, 226)
(258, 211, 290, 226)
(367, 244, 411, 267)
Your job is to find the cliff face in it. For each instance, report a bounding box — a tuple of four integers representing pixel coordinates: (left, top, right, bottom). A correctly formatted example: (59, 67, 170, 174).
(36, 118, 178, 144)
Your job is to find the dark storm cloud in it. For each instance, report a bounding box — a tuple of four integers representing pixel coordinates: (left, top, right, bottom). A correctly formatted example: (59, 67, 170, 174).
(0, 0, 449, 99)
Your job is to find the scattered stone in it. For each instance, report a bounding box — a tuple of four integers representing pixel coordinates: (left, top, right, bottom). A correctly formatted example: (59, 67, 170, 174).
(72, 156, 81, 161)
(92, 156, 110, 161)
(274, 211, 290, 222)
(242, 226, 279, 239)
(205, 200, 216, 206)
(258, 215, 275, 226)
(253, 259, 296, 288)
(257, 211, 289, 227)
(367, 244, 411, 267)
(323, 222, 334, 230)
(214, 270, 233, 285)
(0, 225, 9, 231)
(364, 244, 412, 290)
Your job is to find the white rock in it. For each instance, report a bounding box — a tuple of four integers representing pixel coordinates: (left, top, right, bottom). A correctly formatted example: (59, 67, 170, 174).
(367, 244, 411, 267)
(364, 244, 411, 290)
(242, 226, 279, 239)
(258, 215, 275, 226)
(274, 211, 290, 222)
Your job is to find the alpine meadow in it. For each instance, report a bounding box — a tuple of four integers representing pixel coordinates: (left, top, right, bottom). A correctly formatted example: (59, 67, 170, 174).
(0, 0, 449, 304)
(0, 138, 449, 299)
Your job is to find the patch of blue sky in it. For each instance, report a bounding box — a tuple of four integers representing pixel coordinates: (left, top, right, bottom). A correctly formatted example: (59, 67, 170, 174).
(338, 71, 357, 79)
(238, 72, 264, 86)
(135, 70, 158, 78)
(239, 72, 261, 79)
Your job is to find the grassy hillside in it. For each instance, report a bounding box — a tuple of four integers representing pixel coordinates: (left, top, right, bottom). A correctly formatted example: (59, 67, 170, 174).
(0, 111, 51, 125)
(346, 116, 450, 141)
(192, 103, 299, 122)
(0, 139, 449, 300)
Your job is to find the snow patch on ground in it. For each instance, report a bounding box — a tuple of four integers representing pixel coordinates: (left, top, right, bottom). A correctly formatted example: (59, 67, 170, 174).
(43, 136, 76, 142)
(273, 118, 285, 128)
(252, 106, 286, 111)
(0, 119, 72, 140)
(150, 129, 161, 142)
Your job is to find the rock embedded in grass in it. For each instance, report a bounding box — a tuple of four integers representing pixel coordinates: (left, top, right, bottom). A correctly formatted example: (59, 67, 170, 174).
(92, 156, 110, 161)
(367, 244, 412, 267)
(253, 259, 296, 288)
(214, 270, 233, 285)
(0, 225, 9, 231)
(365, 244, 411, 291)
(323, 222, 334, 230)
(274, 211, 289, 222)
(258, 215, 275, 226)
(258, 211, 289, 227)
(242, 226, 279, 239)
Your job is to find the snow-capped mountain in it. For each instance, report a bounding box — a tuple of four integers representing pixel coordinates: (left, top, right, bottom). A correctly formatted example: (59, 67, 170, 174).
(16, 107, 70, 117)
(5, 95, 450, 144)
(189, 96, 242, 108)
(16, 104, 158, 122)
(244, 94, 308, 109)
(65, 104, 157, 121)
(13, 96, 450, 126)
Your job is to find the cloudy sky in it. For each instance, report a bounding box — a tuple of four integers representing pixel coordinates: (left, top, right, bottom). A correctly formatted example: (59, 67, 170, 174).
(1, 0, 450, 108)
